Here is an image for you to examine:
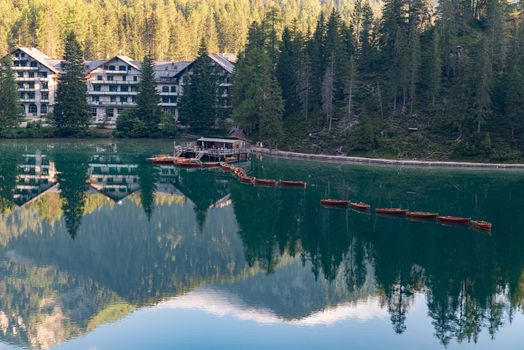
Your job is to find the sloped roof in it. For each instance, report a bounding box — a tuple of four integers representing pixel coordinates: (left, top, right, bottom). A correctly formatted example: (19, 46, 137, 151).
(154, 61, 191, 80)
(84, 55, 141, 74)
(12, 47, 60, 73)
(208, 53, 236, 74)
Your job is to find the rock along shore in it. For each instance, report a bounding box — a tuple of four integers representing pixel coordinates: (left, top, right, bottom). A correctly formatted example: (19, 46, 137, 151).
(251, 148, 524, 170)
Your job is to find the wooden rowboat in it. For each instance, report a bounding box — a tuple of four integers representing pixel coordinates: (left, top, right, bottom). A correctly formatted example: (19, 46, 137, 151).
(200, 162, 220, 168)
(253, 178, 279, 186)
(438, 216, 470, 224)
(351, 202, 371, 211)
(376, 208, 408, 215)
(150, 155, 177, 164)
(471, 220, 492, 231)
(280, 180, 307, 188)
(406, 211, 438, 219)
(239, 175, 254, 184)
(320, 199, 350, 207)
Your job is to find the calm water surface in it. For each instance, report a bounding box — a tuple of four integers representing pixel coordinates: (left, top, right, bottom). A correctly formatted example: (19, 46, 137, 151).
(0, 139, 523, 349)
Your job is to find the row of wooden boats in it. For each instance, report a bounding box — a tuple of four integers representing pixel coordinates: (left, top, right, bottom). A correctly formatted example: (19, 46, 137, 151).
(220, 162, 307, 188)
(319, 199, 492, 231)
(148, 155, 238, 168)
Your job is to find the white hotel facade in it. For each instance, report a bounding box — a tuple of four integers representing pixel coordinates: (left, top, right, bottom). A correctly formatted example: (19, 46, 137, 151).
(5, 48, 235, 127)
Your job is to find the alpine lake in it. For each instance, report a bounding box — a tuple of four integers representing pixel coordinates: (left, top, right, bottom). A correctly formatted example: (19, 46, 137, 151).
(1, 139, 524, 350)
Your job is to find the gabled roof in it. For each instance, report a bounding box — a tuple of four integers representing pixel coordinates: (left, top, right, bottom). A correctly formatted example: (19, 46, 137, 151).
(154, 61, 191, 81)
(208, 53, 236, 74)
(174, 53, 236, 78)
(11, 47, 60, 73)
(84, 55, 141, 74)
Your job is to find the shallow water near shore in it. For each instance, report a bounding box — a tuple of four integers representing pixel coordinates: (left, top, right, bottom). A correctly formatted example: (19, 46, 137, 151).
(0, 139, 524, 350)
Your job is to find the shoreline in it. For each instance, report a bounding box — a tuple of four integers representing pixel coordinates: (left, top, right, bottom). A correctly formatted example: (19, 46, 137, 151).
(251, 148, 524, 170)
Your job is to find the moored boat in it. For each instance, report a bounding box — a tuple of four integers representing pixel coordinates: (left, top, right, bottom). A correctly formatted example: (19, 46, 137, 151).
(150, 155, 177, 164)
(376, 208, 408, 215)
(351, 202, 371, 211)
(406, 211, 438, 219)
(253, 178, 279, 186)
(437, 216, 470, 224)
(471, 220, 492, 231)
(320, 199, 350, 207)
(280, 180, 307, 188)
(200, 162, 221, 168)
(239, 175, 254, 184)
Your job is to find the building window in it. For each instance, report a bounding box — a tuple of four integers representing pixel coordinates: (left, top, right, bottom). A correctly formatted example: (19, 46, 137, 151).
(91, 108, 97, 117)
(171, 86, 176, 93)
(110, 96, 116, 102)
(28, 82, 34, 89)
(18, 83, 23, 89)
(92, 96, 99, 102)
(20, 104, 25, 113)
(28, 72, 34, 78)
(41, 104, 48, 114)
(131, 96, 137, 103)
(29, 104, 37, 115)
(41, 92, 49, 100)
(107, 65, 116, 71)
(122, 75, 127, 81)
(133, 76, 138, 81)
(93, 85, 101, 92)
(107, 108, 114, 117)
(30, 61, 37, 67)
(121, 85, 128, 92)
(28, 92, 35, 100)
(162, 86, 169, 93)
(97, 75, 103, 80)
(39, 72, 47, 78)
(108, 76, 114, 81)
(119, 65, 126, 71)
(17, 72, 23, 77)
(120, 96, 128, 103)
(109, 85, 118, 92)
(42, 82, 48, 89)
(169, 96, 176, 103)
(20, 93, 25, 99)
(162, 96, 169, 103)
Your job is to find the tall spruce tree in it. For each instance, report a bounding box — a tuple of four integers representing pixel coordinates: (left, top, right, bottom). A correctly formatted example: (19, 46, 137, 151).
(52, 32, 90, 136)
(179, 39, 217, 132)
(276, 26, 300, 118)
(232, 22, 284, 146)
(0, 55, 22, 131)
(137, 54, 161, 135)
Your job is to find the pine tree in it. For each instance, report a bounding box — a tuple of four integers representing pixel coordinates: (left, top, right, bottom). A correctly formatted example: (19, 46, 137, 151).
(0, 55, 22, 131)
(179, 39, 217, 132)
(136, 54, 161, 135)
(276, 26, 299, 118)
(52, 32, 90, 136)
(474, 38, 492, 134)
(232, 21, 284, 145)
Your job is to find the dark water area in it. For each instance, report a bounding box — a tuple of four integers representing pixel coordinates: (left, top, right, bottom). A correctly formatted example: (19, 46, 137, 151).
(0, 139, 523, 349)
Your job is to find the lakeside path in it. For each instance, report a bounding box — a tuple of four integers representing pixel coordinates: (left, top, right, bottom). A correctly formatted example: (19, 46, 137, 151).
(251, 147, 524, 170)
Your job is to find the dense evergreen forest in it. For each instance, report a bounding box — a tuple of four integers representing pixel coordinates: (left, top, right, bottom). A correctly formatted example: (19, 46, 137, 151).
(0, 0, 380, 60)
(232, 0, 524, 161)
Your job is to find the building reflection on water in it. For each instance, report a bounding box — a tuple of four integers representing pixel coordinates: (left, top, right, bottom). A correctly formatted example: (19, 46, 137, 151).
(14, 151, 58, 207)
(0, 142, 523, 349)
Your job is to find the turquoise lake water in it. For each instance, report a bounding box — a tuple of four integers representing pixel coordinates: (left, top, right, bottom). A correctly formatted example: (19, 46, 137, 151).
(0, 139, 523, 349)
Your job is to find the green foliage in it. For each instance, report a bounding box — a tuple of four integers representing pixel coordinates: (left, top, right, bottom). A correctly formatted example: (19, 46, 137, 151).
(136, 55, 161, 135)
(115, 109, 145, 138)
(52, 32, 90, 136)
(232, 20, 285, 147)
(0, 55, 22, 131)
(179, 40, 217, 132)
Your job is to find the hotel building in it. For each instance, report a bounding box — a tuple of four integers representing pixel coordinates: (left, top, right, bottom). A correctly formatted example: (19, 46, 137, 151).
(4, 48, 236, 127)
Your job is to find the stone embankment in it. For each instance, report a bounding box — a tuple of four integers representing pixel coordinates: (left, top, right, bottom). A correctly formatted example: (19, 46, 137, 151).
(251, 148, 524, 170)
